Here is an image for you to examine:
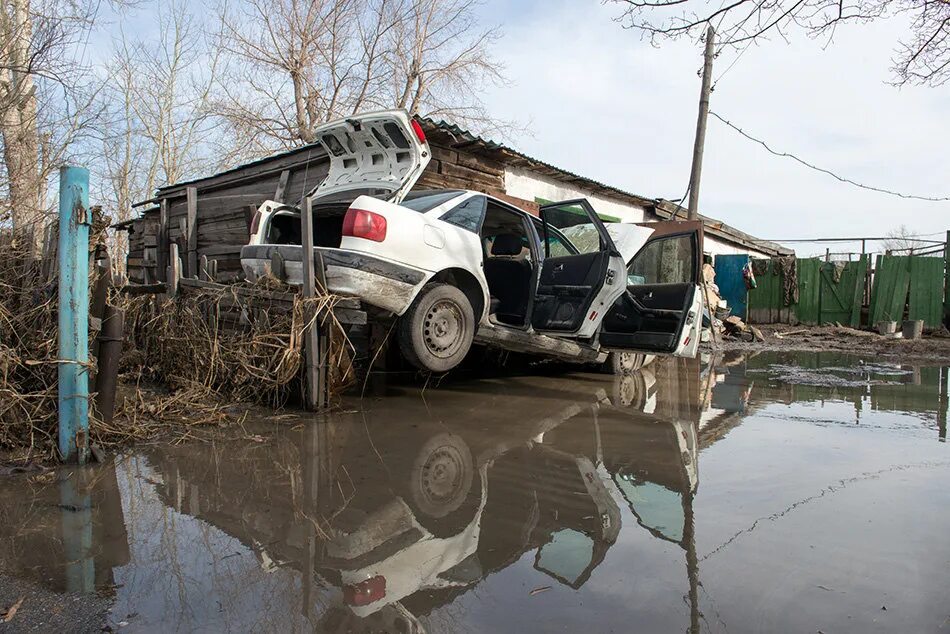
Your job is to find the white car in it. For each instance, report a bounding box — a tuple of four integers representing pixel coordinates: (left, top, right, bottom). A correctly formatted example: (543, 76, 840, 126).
(241, 109, 704, 373)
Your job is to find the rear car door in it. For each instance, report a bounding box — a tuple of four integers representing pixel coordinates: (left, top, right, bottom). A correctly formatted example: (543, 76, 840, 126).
(598, 221, 704, 357)
(531, 200, 627, 338)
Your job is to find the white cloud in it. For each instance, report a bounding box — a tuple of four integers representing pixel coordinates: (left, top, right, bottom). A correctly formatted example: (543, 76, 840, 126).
(479, 0, 950, 255)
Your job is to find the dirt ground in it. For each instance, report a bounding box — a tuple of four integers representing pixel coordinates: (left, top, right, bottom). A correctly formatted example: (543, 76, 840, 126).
(712, 323, 950, 363)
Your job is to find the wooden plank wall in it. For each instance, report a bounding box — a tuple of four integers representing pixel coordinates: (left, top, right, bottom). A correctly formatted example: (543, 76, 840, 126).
(130, 152, 332, 283)
(908, 257, 944, 327)
(796, 258, 821, 325)
(732, 253, 946, 329)
(417, 146, 508, 196)
(869, 255, 911, 325)
(747, 260, 787, 324)
(817, 257, 866, 327)
(746, 257, 822, 325)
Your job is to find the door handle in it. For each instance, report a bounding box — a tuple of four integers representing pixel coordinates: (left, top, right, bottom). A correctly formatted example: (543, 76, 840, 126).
(554, 263, 564, 272)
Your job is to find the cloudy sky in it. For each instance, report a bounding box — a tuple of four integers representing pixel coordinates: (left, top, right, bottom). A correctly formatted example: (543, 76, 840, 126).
(474, 0, 949, 257)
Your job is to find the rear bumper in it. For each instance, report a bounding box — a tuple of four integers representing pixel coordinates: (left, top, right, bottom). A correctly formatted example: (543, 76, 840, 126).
(241, 245, 428, 315)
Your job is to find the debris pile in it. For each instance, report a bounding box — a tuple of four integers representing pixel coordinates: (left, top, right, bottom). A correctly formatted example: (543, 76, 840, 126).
(1, 221, 355, 462)
(120, 279, 355, 411)
(0, 229, 71, 457)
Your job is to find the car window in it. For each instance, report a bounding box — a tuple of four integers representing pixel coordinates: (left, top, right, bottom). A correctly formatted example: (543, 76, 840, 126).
(627, 234, 695, 285)
(539, 202, 603, 255)
(439, 195, 486, 233)
(401, 190, 465, 212)
(530, 218, 578, 258)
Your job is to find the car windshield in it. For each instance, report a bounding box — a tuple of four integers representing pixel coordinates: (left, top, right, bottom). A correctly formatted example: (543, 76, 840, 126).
(400, 190, 465, 212)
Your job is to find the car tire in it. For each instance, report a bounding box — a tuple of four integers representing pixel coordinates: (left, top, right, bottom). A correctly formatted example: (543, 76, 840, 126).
(610, 372, 648, 408)
(603, 351, 644, 375)
(404, 432, 480, 537)
(398, 283, 475, 373)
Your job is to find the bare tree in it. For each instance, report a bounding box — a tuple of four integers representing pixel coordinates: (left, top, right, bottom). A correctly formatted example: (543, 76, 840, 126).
(608, 0, 950, 87)
(882, 223, 922, 253)
(0, 0, 107, 232)
(96, 2, 221, 267)
(211, 0, 506, 152)
(389, 0, 505, 130)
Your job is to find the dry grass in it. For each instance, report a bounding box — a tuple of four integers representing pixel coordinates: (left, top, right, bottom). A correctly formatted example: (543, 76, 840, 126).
(1, 221, 355, 463)
(0, 226, 96, 459)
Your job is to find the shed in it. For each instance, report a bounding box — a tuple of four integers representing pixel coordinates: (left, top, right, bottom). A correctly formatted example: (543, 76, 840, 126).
(124, 118, 790, 284)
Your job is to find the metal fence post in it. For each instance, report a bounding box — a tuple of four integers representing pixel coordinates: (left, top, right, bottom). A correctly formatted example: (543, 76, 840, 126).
(58, 166, 91, 464)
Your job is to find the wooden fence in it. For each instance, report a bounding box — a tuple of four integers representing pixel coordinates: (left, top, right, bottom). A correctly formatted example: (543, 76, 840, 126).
(744, 252, 948, 329)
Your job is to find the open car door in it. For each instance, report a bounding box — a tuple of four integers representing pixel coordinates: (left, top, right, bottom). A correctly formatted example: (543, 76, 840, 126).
(531, 200, 628, 338)
(598, 221, 704, 357)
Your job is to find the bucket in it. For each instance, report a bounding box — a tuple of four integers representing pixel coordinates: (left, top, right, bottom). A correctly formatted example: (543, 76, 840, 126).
(876, 321, 897, 335)
(902, 320, 924, 340)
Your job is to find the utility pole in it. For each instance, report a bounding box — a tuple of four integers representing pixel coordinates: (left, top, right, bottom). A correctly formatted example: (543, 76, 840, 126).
(687, 25, 715, 219)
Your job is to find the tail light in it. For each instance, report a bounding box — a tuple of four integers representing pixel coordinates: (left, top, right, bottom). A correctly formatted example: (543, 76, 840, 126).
(343, 208, 387, 242)
(343, 575, 386, 606)
(249, 210, 262, 236)
(410, 119, 427, 144)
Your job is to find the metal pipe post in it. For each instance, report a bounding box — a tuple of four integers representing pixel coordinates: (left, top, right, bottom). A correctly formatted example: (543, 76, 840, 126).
(58, 166, 91, 464)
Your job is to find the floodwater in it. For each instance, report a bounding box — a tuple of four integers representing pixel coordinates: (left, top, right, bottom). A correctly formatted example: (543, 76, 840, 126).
(2, 352, 949, 633)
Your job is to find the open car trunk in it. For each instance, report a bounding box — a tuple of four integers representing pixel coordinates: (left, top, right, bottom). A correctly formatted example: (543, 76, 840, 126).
(262, 193, 382, 249)
(251, 109, 431, 250)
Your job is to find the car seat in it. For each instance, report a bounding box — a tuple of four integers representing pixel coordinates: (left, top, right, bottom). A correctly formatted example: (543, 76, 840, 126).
(484, 233, 531, 326)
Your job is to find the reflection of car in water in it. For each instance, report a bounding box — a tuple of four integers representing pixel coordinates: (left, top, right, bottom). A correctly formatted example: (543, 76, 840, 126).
(136, 362, 701, 629)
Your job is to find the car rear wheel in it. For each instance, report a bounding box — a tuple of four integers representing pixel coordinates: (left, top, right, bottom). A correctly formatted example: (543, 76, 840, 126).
(398, 283, 475, 373)
(404, 432, 480, 537)
(603, 351, 644, 375)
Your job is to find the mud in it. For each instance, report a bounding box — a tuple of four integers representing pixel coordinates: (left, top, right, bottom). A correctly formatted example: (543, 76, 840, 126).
(0, 352, 948, 633)
(716, 323, 950, 363)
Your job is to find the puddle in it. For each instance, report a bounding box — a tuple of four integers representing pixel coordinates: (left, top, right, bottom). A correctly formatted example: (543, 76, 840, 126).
(1, 351, 948, 633)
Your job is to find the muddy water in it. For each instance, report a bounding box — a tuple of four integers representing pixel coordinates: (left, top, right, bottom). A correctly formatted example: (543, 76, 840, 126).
(1, 351, 949, 633)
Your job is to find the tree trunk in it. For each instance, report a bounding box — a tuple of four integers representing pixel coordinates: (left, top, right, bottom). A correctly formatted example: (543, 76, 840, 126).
(0, 0, 43, 232)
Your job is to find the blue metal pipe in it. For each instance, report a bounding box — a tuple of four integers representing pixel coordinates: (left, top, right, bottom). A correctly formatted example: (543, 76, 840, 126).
(58, 166, 91, 464)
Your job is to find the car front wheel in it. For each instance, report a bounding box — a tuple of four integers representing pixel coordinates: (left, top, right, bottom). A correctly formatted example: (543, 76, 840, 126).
(398, 283, 475, 373)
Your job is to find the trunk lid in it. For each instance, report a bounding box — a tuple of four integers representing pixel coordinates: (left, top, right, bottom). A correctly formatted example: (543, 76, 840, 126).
(310, 109, 431, 204)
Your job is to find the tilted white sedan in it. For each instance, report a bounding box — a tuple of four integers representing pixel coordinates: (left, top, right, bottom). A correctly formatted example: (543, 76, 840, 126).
(241, 109, 703, 373)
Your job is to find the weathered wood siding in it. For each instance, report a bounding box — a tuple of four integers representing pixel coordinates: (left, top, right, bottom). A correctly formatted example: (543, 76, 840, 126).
(125, 128, 543, 284)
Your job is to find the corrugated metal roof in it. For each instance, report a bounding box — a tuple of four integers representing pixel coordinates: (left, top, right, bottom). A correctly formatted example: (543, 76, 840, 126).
(418, 117, 656, 206)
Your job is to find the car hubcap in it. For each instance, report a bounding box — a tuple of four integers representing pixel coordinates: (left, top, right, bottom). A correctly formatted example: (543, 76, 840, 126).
(423, 300, 464, 359)
(419, 446, 464, 506)
(619, 352, 636, 371)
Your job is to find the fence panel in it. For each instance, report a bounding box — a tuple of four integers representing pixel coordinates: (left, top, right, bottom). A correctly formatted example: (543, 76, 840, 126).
(818, 256, 867, 327)
(870, 255, 911, 325)
(796, 258, 822, 325)
(908, 256, 944, 328)
(714, 254, 750, 320)
(747, 259, 776, 323)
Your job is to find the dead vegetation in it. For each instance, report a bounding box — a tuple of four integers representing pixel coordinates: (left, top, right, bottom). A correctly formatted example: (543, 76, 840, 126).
(0, 228, 356, 463)
(0, 231, 68, 457)
(120, 278, 356, 407)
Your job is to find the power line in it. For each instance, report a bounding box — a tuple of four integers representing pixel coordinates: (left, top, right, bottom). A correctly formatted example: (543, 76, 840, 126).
(709, 112, 950, 203)
(756, 236, 944, 243)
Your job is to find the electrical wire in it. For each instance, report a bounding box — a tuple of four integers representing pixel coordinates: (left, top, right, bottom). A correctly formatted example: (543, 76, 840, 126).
(709, 112, 950, 203)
